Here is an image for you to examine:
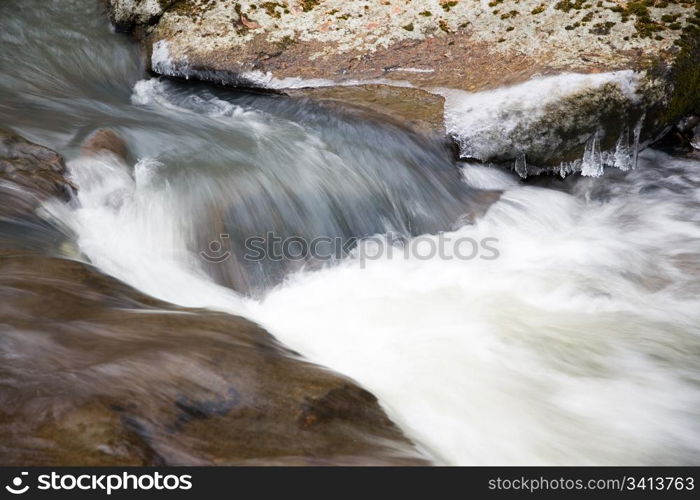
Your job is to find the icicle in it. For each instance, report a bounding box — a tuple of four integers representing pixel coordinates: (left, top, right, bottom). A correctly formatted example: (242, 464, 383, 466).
(581, 130, 604, 177)
(613, 125, 632, 171)
(632, 113, 645, 170)
(514, 153, 528, 179)
(558, 161, 578, 178)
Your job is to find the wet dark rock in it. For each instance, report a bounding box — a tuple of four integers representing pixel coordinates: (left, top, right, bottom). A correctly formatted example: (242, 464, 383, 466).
(0, 129, 76, 219)
(80, 128, 130, 162)
(0, 251, 428, 465)
(298, 385, 389, 430)
(106, 0, 700, 173)
(652, 115, 700, 156)
(287, 85, 447, 137)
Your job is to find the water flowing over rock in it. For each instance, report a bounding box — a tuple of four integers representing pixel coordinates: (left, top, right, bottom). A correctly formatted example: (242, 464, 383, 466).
(0, 251, 428, 465)
(0, 128, 76, 219)
(0, 132, 428, 466)
(4, 1, 700, 466)
(106, 0, 700, 175)
(80, 128, 131, 161)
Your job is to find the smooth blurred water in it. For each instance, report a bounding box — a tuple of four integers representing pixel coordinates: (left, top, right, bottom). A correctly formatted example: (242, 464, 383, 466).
(1, 0, 483, 293)
(2, 0, 700, 465)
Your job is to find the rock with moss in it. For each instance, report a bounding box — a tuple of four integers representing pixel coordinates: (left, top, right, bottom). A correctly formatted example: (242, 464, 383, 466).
(108, 0, 700, 174)
(106, 0, 176, 31)
(287, 84, 448, 136)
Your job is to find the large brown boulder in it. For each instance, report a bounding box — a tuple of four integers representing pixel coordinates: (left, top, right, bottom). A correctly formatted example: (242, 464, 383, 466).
(107, 0, 700, 174)
(0, 251, 427, 465)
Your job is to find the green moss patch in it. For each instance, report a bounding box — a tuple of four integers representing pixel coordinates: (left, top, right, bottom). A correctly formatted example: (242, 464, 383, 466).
(300, 0, 319, 12)
(554, 0, 587, 13)
(442, 1, 459, 12)
(664, 10, 700, 121)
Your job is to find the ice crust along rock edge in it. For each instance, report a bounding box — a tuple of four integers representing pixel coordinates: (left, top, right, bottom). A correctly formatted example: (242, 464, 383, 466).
(438, 71, 657, 178)
(151, 41, 661, 179)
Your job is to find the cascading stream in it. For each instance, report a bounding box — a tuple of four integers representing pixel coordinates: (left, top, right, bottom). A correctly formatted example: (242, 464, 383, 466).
(2, 0, 700, 465)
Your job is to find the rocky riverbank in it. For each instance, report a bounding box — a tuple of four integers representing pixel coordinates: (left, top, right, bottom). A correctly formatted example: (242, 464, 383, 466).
(107, 0, 700, 175)
(0, 130, 427, 465)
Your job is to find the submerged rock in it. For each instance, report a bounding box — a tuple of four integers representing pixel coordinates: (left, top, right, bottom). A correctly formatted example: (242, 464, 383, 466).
(288, 84, 447, 136)
(0, 128, 76, 219)
(80, 128, 130, 162)
(107, 0, 700, 174)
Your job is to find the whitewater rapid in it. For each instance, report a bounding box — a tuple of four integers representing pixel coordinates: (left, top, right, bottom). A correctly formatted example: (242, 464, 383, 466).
(51, 123, 700, 464)
(6, 0, 699, 467)
(249, 156, 700, 465)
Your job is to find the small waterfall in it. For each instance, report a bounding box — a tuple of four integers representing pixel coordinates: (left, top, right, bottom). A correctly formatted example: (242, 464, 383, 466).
(2, 0, 700, 467)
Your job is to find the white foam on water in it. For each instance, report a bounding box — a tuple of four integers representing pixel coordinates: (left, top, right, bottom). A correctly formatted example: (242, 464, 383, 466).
(53, 145, 700, 465)
(131, 77, 264, 127)
(459, 162, 520, 191)
(45, 74, 700, 465)
(52, 153, 249, 314)
(247, 153, 700, 464)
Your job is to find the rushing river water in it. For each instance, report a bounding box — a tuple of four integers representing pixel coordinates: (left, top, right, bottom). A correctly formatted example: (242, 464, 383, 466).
(2, 0, 700, 465)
